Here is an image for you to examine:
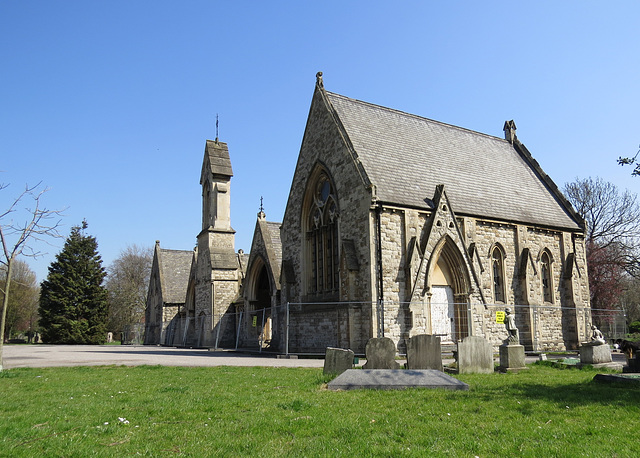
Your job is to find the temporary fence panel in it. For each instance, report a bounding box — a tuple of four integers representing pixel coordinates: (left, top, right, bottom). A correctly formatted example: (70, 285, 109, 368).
(159, 300, 626, 353)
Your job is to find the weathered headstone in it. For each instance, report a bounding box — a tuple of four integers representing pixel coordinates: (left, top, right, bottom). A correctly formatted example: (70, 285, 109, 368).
(498, 344, 526, 371)
(579, 344, 612, 364)
(362, 337, 400, 369)
(406, 334, 443, 371)
(457, 336, 494, 374)
(323, 347, 354, 375)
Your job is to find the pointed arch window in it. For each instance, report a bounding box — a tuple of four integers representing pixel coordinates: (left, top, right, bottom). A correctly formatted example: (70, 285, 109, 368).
(541, 251, 553, 303)
(306, 171, 339, 295)
(203, 181, 211, 229)
(491, 246, 505, 303)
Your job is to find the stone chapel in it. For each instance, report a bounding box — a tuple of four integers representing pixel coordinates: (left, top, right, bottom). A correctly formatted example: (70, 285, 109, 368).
(144, 73, 592, 353)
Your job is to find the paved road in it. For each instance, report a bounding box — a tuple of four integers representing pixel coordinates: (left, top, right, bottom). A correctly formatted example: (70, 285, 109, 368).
(2, 345, 327, 369)
(3, 344, 628, 370)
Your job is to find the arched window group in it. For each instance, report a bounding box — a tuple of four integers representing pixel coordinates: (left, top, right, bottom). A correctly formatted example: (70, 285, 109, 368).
(306, 171, 339, 295)
(488, 244, 555, 304)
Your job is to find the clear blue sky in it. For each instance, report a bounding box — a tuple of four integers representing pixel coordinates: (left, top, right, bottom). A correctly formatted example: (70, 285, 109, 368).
(2, 1, 639, 282)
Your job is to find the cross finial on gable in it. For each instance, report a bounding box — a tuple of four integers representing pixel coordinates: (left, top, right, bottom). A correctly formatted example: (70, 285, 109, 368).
(215, 114, 219, 143)
(258, 196, 266, 219)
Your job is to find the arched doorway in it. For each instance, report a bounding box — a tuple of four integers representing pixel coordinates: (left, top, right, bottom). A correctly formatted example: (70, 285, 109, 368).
(427, 236, 470, 343)
(246, 258, 273, 347)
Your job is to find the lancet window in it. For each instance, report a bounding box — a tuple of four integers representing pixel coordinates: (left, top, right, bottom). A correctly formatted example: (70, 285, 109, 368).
(541, 251, 553, 303)
(491, 246, 505, 303)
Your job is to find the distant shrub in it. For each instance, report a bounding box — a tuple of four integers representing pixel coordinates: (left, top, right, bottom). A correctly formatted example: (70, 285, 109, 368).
(628, 321, 640, 334)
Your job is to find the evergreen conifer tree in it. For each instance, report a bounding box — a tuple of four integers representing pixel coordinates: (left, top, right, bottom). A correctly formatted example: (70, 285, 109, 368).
(39, 221, 108, 344)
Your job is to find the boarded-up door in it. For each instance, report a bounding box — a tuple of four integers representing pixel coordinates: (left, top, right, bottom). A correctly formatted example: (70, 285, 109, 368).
(431, 285, 455, 342)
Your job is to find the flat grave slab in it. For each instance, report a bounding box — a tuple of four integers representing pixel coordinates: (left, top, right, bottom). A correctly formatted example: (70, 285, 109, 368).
(593, 373, 640, 385)
(327, 369, 469, 391)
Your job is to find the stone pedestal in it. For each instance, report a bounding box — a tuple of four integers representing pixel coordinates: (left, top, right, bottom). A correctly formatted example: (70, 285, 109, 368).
(499, 344, 526, 371)
(579, 345, 612, 364)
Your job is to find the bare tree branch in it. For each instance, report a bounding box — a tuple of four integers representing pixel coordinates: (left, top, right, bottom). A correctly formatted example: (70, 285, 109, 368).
(564, 177, 640, 272)
(1, 183, 65, 370)
(105, 244, 153, 335)
(564, 177, 640, 314)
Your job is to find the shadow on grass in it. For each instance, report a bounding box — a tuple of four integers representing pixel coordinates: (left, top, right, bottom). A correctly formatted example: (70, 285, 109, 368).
(515, 380, 639, 405)
(462, 363, 640, 408)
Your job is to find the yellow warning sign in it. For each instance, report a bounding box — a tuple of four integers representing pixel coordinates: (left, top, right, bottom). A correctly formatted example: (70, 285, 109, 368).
(496, 311, 505, 324)
(252, 316, 257, 327)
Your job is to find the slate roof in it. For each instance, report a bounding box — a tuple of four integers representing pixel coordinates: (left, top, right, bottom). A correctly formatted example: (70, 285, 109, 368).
(266, 221, 283, 269)
(203, 139, 233, 179)
(326, 91, 581, 231)
(159, 248, 193, 304)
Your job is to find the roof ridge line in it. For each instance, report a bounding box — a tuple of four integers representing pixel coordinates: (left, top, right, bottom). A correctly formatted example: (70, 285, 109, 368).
(159, 248, 193, 253)
(325, 90, 508, 143)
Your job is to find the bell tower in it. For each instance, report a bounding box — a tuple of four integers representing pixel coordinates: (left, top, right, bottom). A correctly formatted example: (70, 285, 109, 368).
(201, 139, 233, 233)
(195, 139, 239, 347)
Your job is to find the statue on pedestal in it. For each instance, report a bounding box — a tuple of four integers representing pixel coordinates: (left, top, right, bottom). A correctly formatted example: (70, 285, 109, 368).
(499, 307, 527, 371)
(581, 325, 606, 347)
(504, 307, 519, 345)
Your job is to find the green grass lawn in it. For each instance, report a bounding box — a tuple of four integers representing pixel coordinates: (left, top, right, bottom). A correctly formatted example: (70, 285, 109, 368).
(1, 363, 639, 457)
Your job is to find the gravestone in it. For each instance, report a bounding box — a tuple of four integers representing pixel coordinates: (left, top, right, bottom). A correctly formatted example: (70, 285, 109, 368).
(327, 369, 469, 391)
(622, 356, 640, 373)
(406, 334, 442, 371)
(579, 344, 612, 364)
(457, 336, 494, 374)
(323, 347, 354, 375)
(498, 344, 526, 372)
(362, 337, 400, 369)
(594, 373, 640, 385)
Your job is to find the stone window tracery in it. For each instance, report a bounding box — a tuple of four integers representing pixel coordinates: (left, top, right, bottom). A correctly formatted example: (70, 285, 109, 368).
(306, 172, 339, 295)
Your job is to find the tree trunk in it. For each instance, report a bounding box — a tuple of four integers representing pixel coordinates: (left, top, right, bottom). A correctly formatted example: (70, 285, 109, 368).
(0, 256, 15, 371)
